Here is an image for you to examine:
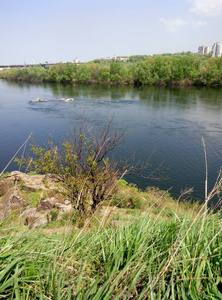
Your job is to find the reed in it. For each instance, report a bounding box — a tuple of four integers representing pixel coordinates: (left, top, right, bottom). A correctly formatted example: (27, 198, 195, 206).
(0, 204, 221, 299)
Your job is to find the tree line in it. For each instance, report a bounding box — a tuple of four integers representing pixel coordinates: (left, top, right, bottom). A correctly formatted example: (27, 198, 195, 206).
(1, 54, 222, 87)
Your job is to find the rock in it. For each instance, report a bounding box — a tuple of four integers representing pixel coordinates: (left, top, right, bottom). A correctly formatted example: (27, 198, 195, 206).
(43, 174, 60, 190)
(21, 207, 48, 228)
(54, 98, 74, 102)
(0, 171, 74, 228)
(32, 98, 74, 103)
(31, 217, 48, 228)
(64, 98, 74, 102)
(57, 203, 72, 213)
(21, 207, 37, 219)
(37, 198, 57, 211)
(0, 188, 27, 220)
(64, 199, 71, 205)
(0, 176, 25, 220)
(9, 171, 48, 191)
(0, 177, 14, 195)
(32, 98, 47, 102)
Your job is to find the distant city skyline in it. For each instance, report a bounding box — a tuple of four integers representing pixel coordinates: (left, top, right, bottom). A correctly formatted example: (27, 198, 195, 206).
(198, 42, 222, 57)
(1, 0, 222, 65)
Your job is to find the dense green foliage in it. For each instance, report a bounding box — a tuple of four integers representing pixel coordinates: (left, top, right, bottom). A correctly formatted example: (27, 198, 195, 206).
(1, 54, 222, 86)
(0, 207, 221, 299)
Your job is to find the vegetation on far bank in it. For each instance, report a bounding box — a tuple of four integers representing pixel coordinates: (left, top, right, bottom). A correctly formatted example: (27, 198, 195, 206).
(1, 53, 222, 87)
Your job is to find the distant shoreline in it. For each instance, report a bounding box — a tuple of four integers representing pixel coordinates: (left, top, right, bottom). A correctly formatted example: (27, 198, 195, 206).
(1, 54, 222, 87)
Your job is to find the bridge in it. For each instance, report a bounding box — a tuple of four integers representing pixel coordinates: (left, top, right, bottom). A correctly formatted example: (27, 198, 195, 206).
(0, 62, 82, 70)
(0, 63, 56, 69)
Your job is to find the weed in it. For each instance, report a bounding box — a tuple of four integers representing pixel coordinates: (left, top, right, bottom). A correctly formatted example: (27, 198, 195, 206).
(0, 171, 10, 181)
(126, 208, 139, 216)
(44, 219, 66, 228)
(50, 208, 59, 221)
(27, 171, 38, 175)
(21, 190, 41, 207)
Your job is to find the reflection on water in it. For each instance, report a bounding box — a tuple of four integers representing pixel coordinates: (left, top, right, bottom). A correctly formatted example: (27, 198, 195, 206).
(1, 80, 222, 203)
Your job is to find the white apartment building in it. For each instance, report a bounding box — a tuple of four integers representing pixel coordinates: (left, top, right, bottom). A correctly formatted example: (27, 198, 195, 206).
(198, 46, 209, 55)
(74, 58, 81, 64)
(212, 43, 222, 57)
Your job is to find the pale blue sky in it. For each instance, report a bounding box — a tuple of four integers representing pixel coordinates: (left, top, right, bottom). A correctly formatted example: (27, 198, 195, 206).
(0, 0, 222, 64)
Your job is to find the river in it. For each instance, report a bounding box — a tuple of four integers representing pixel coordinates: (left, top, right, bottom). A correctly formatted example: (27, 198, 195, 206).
(1, 80, 222, 203)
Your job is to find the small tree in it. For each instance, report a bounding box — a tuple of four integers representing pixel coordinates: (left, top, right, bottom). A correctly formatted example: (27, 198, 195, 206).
(17, 120, 126, 219)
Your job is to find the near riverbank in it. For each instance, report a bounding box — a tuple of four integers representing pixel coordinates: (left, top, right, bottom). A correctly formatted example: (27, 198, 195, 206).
(0, 171, 221, 298)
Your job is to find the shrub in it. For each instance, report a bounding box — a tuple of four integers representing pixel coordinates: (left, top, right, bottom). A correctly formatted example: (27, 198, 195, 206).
(16, 120, 126, 221)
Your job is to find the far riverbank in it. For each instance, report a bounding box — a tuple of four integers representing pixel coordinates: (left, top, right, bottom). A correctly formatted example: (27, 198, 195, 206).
(1, 54, 222, 87)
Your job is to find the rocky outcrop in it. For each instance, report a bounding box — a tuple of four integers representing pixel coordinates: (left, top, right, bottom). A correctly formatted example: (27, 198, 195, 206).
(0, 171, 73, 228)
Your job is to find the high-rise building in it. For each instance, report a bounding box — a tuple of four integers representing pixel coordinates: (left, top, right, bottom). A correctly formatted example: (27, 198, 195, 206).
(212, 43, 222, 57)
(198, 46, 209, 55)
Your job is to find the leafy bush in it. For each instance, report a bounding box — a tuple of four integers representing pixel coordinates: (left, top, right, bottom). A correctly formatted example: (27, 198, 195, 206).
(16, 121, 126, 221)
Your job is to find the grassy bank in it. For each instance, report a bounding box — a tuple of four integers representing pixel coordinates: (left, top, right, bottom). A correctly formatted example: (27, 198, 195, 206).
(0, 199, 221, 299)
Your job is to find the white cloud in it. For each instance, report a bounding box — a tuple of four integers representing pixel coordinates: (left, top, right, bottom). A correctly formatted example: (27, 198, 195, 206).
(192, 20, 207, 27)
(189, 0, 222, 17)
(160, 18, 187, 32)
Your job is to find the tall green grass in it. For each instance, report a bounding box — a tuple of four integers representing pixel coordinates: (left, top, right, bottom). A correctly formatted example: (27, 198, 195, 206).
(0, 207, 221, 299)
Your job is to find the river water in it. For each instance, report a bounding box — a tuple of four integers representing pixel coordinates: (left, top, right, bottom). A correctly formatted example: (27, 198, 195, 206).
(1, 80, 222, 202)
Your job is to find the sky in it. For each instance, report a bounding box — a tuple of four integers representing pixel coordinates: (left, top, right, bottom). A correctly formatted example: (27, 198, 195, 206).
(0, 0, 222, 65)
